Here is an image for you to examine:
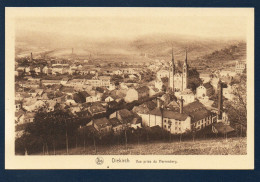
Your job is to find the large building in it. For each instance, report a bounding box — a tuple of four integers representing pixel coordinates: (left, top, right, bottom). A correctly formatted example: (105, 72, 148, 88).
(235, 61, 246, 74)
(168, 50, 189, 92)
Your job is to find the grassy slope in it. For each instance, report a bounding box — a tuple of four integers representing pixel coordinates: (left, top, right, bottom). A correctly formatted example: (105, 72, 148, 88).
(38, 137, 246, 155)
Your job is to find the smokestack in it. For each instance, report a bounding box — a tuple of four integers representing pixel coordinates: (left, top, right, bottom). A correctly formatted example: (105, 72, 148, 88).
(217, 80, 223, 120)
(180, 97, 183, 114)
(30, 52, 33, 62)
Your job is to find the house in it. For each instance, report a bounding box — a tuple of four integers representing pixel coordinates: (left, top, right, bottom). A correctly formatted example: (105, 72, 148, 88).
(86, 91, 103, 103)
(130, 113, 142, 129)
(140, 99, 214, 133)
(113, 70, 123, 75)
(88, 104, 106, 116)
(219, 70, 236, 77)
(105, 96, 115, 102)
(183, 101, 213, 130)
(149, 87, 159, 97)
(70, 106, 81, 115)
(66, 79, 85, 87)
(53, 95, 66, 103)
(196, 82, 214, 98)
(15, 110, 25, 125)
(104, 95, 122, 103)
(154, 80, 163, 91)
(46, 100, 56, 112)
(15, 100, 22, 111)
(108, 83, 116, 91)
(99, 76, 111, 88)
(109, 118, 124, 135)
(139, 102, 191, 134)
(35, 89, 44, 97)
(120, 83, 129, 90)
(60, 78, 69, 85)
(60, 86, 75, 95)
(160, 93, 171, 106)
(23, 99, 45, 112)
(28, 89, 37, 97)
(41, 80, 61, 86)
(66, 95, 77, 106)
(34, 67, 42, 74)
(177, 89, 195, 105)
(110, 109, 142, 129)
(212, 122, 235, 134)
(223, 85, 235, 101)
(24, 112, 36, 124)
(125, 86, 150, 103)
(235, 61, 246, 74)
(87, 118, 112, 134)
(199, 73, 211, 83)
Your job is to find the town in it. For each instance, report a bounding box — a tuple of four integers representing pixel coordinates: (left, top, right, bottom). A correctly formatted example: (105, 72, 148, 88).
(14, 47, 247, 155)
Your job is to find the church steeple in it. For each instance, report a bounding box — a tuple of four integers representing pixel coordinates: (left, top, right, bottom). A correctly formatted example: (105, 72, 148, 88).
(168, 47, 175, 93)
(182, 49, 188, 91)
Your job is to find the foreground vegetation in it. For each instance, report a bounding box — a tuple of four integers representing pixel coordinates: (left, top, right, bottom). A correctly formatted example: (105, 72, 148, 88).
(32, 137, 246, 155)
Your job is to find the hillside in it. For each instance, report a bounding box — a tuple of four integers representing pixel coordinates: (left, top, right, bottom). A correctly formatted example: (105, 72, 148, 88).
(33, 137, 246, 155)
(15, 33, 245, 62)
(199, 42, 246, 62)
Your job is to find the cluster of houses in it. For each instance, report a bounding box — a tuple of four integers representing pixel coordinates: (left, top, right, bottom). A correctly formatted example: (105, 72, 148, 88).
(15, 52, 240, 139)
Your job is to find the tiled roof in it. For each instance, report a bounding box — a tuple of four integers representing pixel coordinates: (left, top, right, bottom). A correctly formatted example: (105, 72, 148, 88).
(212, 123, 235, 134)
(118, 109, 133, 118)
(203, 82, 213, 89)
(163, 110, 188, 121)
(109, 118, 122, 127)
(136, 86, 149, 93)
(183, 101, 211, 123)
(150, 108, 162, 116)
(94, 117, 112, 128)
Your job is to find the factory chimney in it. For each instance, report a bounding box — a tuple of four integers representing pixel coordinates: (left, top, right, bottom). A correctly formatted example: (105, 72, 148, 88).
(217, 80, 223, 120)
(30, 52, 33, 62)
(180, 97, 184, 114)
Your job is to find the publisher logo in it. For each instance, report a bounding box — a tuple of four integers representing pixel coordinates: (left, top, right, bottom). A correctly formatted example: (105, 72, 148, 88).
(95, 157, 104, 165)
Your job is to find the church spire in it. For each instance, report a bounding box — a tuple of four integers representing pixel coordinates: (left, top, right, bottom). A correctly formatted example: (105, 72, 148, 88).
(182, 49, 188, 91)
(171, 47, 175, 94)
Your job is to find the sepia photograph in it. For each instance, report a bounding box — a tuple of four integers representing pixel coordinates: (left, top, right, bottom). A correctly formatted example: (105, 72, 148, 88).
(5, 7, 254, 169)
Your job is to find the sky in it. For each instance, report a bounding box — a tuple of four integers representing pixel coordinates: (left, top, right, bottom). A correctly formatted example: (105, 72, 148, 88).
(15, 12, 247, 41)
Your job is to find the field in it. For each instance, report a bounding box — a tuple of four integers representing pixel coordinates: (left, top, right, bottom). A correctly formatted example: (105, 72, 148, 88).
(37, 137, 247, 155)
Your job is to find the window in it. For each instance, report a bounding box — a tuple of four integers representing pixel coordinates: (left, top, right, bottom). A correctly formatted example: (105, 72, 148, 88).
(175, 122, 178, 125)
(164, 125, 166, 128)
(164, 119, 167, 123)
(175, 127, 177, 130)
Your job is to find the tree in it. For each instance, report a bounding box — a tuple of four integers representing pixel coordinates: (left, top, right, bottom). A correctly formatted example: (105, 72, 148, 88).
(188, 68, 202, 92)
(224, 74, 247, 136)
(22, 109, 77, 155)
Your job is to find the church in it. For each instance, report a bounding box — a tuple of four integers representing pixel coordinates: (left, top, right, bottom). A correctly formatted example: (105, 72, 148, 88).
(168, 49, 189, 92)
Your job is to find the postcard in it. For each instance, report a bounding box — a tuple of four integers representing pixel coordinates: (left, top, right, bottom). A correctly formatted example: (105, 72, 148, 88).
(5, 7, 254, 169)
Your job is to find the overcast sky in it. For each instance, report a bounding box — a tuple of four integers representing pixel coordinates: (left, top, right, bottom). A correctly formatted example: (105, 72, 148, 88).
(16, 12, 247, 41)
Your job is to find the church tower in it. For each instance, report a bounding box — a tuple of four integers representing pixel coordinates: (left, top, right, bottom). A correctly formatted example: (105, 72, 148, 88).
(182, 49, 188, 91)
(168, 48, 175, 93)
(171, 48, 175, 93)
